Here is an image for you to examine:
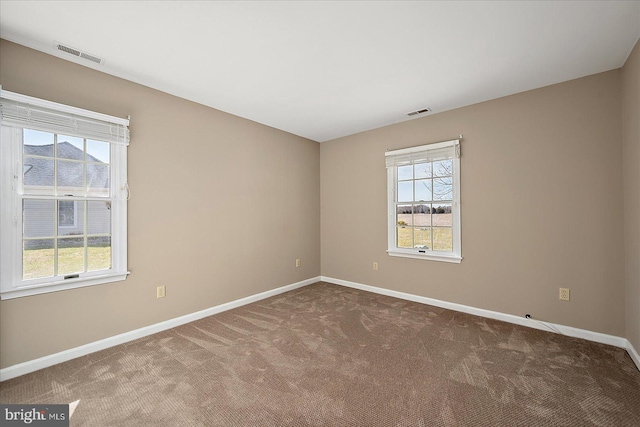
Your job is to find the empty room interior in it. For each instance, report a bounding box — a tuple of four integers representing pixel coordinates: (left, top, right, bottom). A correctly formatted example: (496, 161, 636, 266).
(1, 1, 640, 425)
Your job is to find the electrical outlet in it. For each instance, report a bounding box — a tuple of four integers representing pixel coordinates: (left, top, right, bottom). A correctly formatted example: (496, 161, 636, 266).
(559, 287, 570, 301)
(373, 262, 379, 271)
(157, 285, 166, 299)
(296, 258, 301, 268)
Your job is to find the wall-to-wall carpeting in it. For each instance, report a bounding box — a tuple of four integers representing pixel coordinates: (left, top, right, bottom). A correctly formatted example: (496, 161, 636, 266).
(1, 282, 639, 426)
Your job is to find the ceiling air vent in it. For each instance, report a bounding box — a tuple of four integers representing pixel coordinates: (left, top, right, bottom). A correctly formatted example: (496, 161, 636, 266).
(406, 108, 431, 117)
(55, 42, 104, 65)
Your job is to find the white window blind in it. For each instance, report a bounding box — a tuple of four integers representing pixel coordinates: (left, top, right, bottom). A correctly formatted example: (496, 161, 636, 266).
(385, 140, 458, 168)
(0, 91, 129, 145)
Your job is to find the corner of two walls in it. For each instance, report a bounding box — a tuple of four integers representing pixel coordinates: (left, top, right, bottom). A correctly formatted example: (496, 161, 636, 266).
(622, 38, 640, 353)
(0, 39, 321, 369)
(320, 68, 627, 339)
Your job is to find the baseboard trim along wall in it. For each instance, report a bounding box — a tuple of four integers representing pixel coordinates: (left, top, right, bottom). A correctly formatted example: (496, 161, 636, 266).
(0, 276, 321, 382)
(628, 340, 640, 370)
(320, 276, 640, 372)
(2, 275, 638, 381)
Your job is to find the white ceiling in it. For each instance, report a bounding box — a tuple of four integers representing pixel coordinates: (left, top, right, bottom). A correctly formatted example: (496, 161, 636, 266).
(1, 1, 639, 142)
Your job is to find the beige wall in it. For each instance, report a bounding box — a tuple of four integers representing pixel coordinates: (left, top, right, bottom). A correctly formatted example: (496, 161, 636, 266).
(623, 38, 640, 352)
(0, 40, 321, 368)
(321, 70, 626, 337)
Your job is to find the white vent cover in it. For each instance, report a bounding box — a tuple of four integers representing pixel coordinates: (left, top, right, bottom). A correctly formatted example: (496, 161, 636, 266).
(55, 42, 104, 65)
(406, 108, 431, 117)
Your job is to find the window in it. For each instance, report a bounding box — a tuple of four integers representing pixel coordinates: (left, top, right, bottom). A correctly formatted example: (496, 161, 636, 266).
(386, 139, 461, 263)
(0, 89, 129, 299)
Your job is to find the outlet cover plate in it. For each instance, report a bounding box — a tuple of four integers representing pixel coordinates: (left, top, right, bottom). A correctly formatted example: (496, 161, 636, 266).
(559, 287, 570, 301)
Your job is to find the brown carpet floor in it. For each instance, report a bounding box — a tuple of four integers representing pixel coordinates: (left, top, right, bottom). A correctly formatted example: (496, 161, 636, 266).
(1, 282, 639, 426)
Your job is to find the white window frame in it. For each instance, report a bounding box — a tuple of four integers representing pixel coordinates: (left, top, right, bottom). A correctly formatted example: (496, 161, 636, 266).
(386, 139, 462, 263)
(0, 88, 129, 299)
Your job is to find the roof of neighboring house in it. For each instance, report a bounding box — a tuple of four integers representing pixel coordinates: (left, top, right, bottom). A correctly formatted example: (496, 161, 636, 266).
(23, 141, 109, 189)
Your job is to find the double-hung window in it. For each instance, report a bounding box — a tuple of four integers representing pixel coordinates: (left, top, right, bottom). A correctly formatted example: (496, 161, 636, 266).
(0, 89, 129, 299)
(386, 139, 462, 263)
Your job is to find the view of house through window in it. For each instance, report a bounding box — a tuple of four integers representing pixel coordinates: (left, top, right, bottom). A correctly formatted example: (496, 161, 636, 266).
(1, 90, 129, 299)
(58, 200, 77, 227)
(22, 129, 112, 280)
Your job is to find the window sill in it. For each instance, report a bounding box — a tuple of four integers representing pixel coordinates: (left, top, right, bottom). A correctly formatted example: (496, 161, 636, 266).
(387, 249, 462, 263)
(0, 271, 130, 300)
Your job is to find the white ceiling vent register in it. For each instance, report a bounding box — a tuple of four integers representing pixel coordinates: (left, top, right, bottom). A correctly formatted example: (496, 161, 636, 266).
(55, 42, 104, 65)
(406, 108, 431, 117)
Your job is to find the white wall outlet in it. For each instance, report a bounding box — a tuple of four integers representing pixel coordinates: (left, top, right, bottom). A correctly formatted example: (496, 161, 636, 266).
(296, 258, 301, 268)
(559, 287, 570, 301)
(157, 285, 166, 299)
(373, 262, 379, 271)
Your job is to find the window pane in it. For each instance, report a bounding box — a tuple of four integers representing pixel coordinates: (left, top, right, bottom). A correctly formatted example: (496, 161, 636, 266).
(87, 164, 110, 197)
(433, 228, 453, 252)
(23, 157, 54, 195)
(58, 237, 85, 275)
(88, 237, 111, 272)
(433, 177, 453, 201)
(397, 181, 413, 202)
(57, 160, 84, 196)
(433, 203, 452, 227)
(397, 226, 412, 248)
(414, 162, 431, 179)
(433, 159, 453, 177)
(57, 135, 84, 160)
(415, 179, 432, 202)
(58, 201, 84, 236)
(88, 201, 111, 235)
(413, 204, 431, 227)
(23, 129, 54, 157)
(396, 204, 412, 226)
(398, 165, 413, 181)
(23, 199, 54, 238)
(23, 239, 54, 280)
(87, 140, 110, 164)
(414, 227, 431, 249)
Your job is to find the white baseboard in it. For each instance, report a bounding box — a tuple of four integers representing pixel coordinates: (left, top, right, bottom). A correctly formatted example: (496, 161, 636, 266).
(627, 340, 640, 370)
(0, 276, 321, 382)
(321, 276, 640, 371)
(3, 275, 638, 381)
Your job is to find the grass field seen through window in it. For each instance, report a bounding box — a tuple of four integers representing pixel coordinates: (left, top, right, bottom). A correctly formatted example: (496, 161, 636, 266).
(397, 226, 452, 251)
(23, 246, 111, 279)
